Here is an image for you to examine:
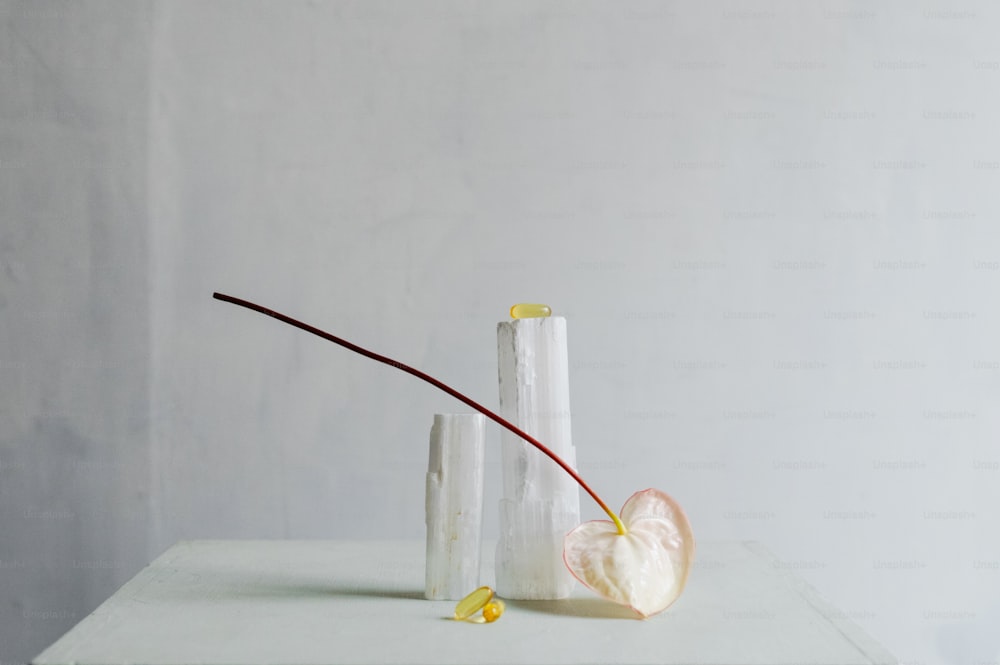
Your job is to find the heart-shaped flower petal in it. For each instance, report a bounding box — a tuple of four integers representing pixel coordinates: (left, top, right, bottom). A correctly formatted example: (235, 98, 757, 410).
(563, 488, 695, 618)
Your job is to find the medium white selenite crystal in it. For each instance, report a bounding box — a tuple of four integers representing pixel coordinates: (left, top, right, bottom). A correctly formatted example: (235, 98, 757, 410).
(424, 413, 486, 600)
(496, 316, 580, 599)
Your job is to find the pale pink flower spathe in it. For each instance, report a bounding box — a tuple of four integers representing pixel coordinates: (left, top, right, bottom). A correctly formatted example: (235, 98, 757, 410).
(563, 488, 695, 618)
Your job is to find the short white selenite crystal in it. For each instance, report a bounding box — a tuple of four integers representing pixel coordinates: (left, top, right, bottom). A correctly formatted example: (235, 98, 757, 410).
(425, 413, 486, 600)
(496, 316, 580, 599)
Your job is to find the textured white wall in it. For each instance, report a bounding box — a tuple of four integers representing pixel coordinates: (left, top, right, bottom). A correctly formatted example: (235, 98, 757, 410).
(0, 1, 152, 661)
(4, 1, 1000, 663)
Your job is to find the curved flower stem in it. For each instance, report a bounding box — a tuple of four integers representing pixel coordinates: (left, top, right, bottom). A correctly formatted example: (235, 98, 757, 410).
(213, 292, 628, 536)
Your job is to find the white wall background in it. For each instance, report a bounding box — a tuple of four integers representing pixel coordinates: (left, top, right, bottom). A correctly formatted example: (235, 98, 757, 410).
(3, 1, 999, 663)
(1, 1, 152, 662)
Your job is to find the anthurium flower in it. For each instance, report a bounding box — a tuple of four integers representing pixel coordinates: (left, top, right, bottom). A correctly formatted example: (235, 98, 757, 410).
(564, 488, 695, 618)
(214, 293, 696, 618)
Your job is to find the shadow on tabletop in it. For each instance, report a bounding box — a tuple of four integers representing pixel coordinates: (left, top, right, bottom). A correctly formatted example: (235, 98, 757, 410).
(506, 597, 639, 620)
(146, 570, 637, 617)
(226, 582, 424, 600)
(146, 570, 426, 602)
(240, 583, 426, 601)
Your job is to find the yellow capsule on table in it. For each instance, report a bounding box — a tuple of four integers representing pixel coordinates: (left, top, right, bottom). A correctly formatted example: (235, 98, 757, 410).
(482, 600, 505, 623)
(454, 586, 494, 621)
(510, 303, 552, 319)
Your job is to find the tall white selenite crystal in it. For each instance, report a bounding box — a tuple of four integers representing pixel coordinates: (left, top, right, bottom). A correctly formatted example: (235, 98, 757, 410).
(496, 317, 580, 599)
(425, 413, 486, 600)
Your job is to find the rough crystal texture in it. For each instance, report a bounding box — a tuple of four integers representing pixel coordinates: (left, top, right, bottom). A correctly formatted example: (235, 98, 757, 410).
(496, 498, 579, 598)
(425, 414, 485, 600)
(496, 317, 580, 599)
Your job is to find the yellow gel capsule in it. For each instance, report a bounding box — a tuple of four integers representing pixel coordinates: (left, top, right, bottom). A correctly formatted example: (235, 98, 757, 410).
(510, 303, 552, 319)
(454, 586, 494, 621)
(482, 600, 505, 623)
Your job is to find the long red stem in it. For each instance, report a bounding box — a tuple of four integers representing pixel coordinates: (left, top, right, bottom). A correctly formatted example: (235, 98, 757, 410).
(213, 292, 626, 533)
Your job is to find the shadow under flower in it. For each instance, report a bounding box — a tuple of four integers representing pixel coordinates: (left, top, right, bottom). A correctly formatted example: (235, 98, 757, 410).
(506, 597, 640, 620)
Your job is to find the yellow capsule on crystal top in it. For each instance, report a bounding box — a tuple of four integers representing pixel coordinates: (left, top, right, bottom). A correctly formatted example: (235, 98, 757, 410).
(454, 586, 494, 621)
(482, 600, 505, 623)
(510, 303, 552, 319)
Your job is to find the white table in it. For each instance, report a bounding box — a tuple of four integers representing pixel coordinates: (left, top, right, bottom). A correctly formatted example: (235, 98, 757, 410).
(34, 540, 895, 665)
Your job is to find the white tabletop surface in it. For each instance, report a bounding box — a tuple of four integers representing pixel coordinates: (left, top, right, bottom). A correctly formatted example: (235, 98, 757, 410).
(34, 540, 895, 665)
